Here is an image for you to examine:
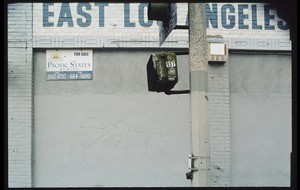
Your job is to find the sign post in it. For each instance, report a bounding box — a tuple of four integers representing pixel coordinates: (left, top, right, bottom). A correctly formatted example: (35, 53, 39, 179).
(147, 3, 211, 186)
(158, 3, 177, 46)
(188, 3, 210, 186)
(147, 3, 177, 46)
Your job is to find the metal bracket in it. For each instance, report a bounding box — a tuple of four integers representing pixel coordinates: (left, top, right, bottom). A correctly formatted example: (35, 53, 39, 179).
(173, 50, 189, 55)
(174, 25, 189, 30)
(164, 90, 190, 95)
(188, 153, 199, 171)
(186, 153, 199, 180)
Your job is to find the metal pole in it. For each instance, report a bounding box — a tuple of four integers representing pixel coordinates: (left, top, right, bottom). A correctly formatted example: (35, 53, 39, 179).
(188, 3, 210, 186)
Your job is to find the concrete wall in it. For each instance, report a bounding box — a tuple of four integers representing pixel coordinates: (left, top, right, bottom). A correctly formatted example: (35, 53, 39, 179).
(32, 49, 232, 187)
(208, 60, 231, 186)
(229, 52, 291, 186)
(33, 49, 191, 187)
(8, 3, 232, 186)
(7, 3, 33, 187)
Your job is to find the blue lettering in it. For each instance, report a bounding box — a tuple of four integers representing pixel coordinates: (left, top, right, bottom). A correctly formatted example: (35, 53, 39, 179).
(139, 3, 153, 27)
(124, 3, 135, 27)
(77, 3, 92, 27)
(277, 9, 289, 30)
(206, 3, 218, 29)
(57, 3, 74, 27)
(264, 5, 275, 30)
(185, 13, 188, 26)
(43, 3, 54, 27)
(238, 4, 249, 29)
(252, 5, 262, 29)
(95, 2, 108, 27)
(221, 4, 235, 29)
(40, 3, 288, 32)
(48, 62, 53, 68)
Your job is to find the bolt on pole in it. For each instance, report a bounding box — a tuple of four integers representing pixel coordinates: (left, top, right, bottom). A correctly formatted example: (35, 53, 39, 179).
(188, 3, 211, 186)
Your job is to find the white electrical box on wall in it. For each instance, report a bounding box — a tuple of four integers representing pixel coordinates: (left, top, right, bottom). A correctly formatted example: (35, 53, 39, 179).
(208, 42, 228, 63)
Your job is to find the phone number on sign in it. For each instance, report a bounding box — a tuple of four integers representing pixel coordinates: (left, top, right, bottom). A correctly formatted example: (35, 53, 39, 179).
(69, 73, 92, 80)
(47, 73, 92, 80)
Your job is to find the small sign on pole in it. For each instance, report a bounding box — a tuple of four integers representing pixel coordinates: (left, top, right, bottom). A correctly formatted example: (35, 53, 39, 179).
(147, 3, 177, 46)
(159, 3, 177, 46)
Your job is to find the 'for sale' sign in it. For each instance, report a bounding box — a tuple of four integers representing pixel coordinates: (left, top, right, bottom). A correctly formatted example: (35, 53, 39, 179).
(46, 49, 93, 80)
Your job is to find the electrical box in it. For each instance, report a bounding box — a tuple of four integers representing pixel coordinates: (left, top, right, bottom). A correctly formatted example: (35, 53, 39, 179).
(208, 43, 228, 63)
(147, 52, 178, 93)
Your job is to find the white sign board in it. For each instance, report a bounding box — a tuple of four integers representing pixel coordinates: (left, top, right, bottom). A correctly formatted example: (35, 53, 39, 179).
(210, 43, 225, 55)
(32, 3, 291, 50)
(46, 50, 93, 80)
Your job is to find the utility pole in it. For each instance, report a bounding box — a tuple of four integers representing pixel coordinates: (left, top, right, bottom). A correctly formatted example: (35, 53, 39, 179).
(188, 3, 210, 186)
(147, 3, 210, 186)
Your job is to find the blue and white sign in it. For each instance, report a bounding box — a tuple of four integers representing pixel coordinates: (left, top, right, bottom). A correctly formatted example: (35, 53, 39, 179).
(33, 3, 291, 50)
(46, 50, 93, 80)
